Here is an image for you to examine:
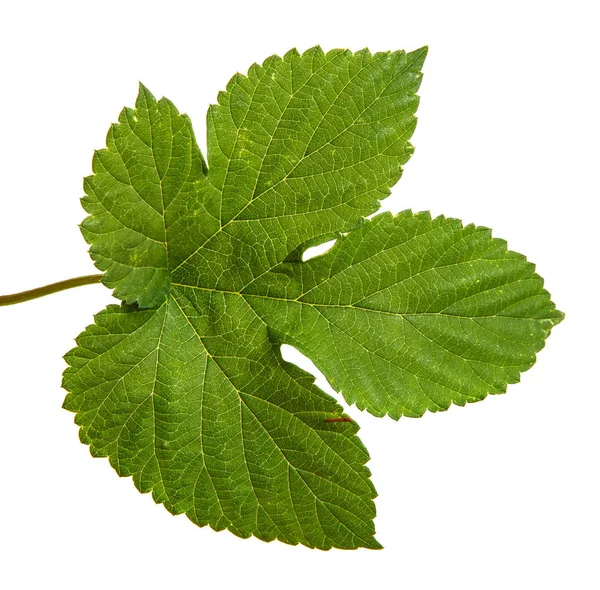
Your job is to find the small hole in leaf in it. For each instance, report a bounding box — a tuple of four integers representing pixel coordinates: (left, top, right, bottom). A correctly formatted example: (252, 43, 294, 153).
(302, 239, 337, 261)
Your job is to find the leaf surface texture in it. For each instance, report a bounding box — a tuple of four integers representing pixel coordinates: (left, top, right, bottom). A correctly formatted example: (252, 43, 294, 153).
(63, 46, 562, 549)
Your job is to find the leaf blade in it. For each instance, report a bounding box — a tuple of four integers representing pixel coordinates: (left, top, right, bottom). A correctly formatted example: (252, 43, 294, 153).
(173, 46, 427, 292)
(63, 295, 380, 549)
(244, 211, 563, 418)
(80, 84, 214, 307)
(67, 48, 563, 549)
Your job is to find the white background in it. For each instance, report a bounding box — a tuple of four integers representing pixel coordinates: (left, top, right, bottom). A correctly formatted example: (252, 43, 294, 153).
(0, 1, 598, 588)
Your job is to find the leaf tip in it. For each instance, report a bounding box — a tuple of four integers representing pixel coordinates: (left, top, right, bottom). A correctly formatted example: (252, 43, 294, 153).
(409, 45, 429, 66)
(549, 308, 565, 327)
(136, 82, 156, 108)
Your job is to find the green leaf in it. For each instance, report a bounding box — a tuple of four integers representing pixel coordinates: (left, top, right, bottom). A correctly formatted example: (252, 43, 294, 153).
(245, 210, 564, 419)
(63, 46, 562, 549)
(63, 298, 379, 549)
(80, 83, 214, 307)
(81, 47, 426, 302)
(176, 46, 425, 292)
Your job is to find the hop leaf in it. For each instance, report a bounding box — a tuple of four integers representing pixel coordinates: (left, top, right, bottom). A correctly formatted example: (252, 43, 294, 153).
(62, 46, 562, 549)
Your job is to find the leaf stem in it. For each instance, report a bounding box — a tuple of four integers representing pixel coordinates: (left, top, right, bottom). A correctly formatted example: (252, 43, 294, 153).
(0, 274, 103, 306)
